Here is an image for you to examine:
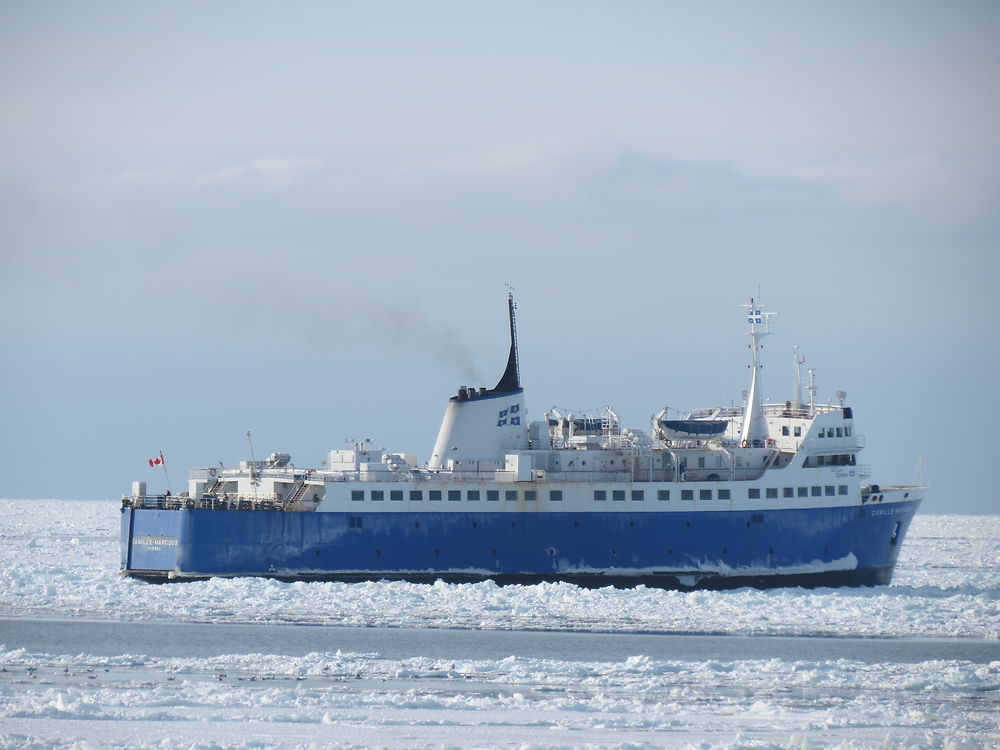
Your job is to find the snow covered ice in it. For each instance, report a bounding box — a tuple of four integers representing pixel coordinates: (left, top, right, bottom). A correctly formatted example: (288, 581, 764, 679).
(0, 499, 997, 749)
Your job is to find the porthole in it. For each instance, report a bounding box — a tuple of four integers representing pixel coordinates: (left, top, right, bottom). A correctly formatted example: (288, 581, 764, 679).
(547, 547, 556, 556)
(434, 549, 440, 556)
(611, 547, 618, 556)
(375, 550, 381, 557)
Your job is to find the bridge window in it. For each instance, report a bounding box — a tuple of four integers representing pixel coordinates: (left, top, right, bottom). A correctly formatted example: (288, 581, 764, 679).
(781, 426, 789, 436)
(700, 490, 712, 500)
(487, 490, 499, 501)
(811, 486, 822, 497)
(391, 490, 403, 501)
(448, 490, 461, 501)
(838, 485, 848, 495)
(825, 486, 835, 496)
(748, 488, 761, 499)
(632, 490, 644, 502)
(794, 426, 802, 437)
(467, 490, 480, 501)
(682, 490, 694, 501)
(718, 489, 731, 500)
(594, 490, 607, 501)
(658, 489, 670, 501)
(351, 490, 364, 502)
(506, 490, 518, 502)
(550, 490, 563, 502)
(766, 488, 778, 499)
(525, 490, 537, 501)
(429, 490, 442, 501)
(798, 487, 808, 497)
(371, 490, 384, 501)
(784, 487, 794, 498)
(409, 490, 423, 501)
(612, 490, 625, 502)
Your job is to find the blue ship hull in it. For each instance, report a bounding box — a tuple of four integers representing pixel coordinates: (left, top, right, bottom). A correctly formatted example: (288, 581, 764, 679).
(121, 499, 920, 590)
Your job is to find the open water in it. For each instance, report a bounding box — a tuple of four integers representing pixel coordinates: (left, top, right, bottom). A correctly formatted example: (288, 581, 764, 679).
(2, 617, 996, 665)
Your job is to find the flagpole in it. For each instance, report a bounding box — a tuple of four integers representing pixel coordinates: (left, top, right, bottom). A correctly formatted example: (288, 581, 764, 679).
(160, 450, 172, 494)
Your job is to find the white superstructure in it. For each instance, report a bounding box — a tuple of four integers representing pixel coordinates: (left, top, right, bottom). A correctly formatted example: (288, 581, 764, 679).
(156, 297, 913, 518)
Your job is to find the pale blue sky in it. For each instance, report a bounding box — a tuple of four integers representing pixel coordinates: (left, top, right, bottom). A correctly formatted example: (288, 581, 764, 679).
(1, 2, 998, 512)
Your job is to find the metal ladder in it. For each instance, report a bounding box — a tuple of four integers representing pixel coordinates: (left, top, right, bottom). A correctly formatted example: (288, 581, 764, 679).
(285, 482, 311, 506)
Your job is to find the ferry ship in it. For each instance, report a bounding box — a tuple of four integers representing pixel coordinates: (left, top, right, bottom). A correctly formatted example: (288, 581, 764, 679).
(120, 295, 923, 589)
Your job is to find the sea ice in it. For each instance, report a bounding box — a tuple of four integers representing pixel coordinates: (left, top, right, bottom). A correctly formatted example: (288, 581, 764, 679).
(1, 501, 996, 639)
(0, 500, 997, 748)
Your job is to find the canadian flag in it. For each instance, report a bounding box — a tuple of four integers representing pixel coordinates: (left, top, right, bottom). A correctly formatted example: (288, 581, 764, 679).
(148, 453, 165, 467)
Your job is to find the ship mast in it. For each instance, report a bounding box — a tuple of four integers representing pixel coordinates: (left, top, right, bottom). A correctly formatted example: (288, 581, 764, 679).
(739, 298, 775, 447)
(792, 345, 805, 413)
(807, 367, 817, 417)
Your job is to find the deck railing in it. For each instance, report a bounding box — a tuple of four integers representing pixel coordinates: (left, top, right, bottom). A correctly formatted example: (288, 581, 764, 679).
(121, 494, 312, 512)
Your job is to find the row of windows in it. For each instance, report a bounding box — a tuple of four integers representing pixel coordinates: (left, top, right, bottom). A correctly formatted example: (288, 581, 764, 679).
(596, 489, 734, 501)
(352, 489, 554, 502)
(748, 485, 849, 499)
(349, 486, 848, 503)
(781, 424, 853, 438)
(817, 426, 852, 438)
(805, 454, 856, 467)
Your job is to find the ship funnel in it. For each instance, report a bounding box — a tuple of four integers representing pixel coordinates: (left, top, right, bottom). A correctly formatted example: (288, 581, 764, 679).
(492, 293, 521, 393)
(428, 293, 527, 469)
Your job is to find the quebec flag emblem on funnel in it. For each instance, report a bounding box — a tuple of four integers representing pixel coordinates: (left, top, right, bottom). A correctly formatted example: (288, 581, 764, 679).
(497, 403, 520, 427)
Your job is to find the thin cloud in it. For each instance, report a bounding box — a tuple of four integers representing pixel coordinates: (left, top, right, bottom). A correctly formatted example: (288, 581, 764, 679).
(198, 156, 327, 189)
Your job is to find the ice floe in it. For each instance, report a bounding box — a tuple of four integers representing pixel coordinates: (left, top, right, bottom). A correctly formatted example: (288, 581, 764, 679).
(0, 500, 997, 749)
